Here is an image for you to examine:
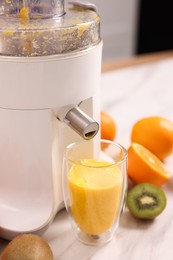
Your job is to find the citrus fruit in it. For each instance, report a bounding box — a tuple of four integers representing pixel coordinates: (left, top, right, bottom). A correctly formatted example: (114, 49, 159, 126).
(1, 234, 53, 260)
(131, 116, 173, 160)
(100, 111, 116, 141)
(128, 143, 171, 186)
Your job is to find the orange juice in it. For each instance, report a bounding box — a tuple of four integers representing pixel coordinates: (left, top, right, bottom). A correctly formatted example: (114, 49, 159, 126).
(68, 159, 123, 235)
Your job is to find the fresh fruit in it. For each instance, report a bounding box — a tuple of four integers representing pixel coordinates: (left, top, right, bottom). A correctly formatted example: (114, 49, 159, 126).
(128, 143, 171, 186)
(127, 183, 167, 219)
(1, 234, 53, 260)
(131, 116, 173, 160)
(100, 111, 116, 141)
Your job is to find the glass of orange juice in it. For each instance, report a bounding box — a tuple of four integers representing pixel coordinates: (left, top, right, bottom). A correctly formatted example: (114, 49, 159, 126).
(62, 139, 127, 246)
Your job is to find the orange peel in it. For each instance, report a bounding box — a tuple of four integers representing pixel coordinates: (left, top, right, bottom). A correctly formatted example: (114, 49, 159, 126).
(128, 143, 171, 186)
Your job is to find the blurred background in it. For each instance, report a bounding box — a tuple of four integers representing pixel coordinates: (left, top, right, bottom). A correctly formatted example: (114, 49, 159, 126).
(68, 0, 173, 62)
(90, 0, 139, 61)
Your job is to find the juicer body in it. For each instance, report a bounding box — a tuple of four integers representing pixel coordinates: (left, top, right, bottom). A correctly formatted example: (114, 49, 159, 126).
(0, 42, 102, 239)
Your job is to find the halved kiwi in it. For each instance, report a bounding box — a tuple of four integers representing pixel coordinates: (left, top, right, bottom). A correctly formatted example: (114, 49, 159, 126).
(127, 183, 167, 219)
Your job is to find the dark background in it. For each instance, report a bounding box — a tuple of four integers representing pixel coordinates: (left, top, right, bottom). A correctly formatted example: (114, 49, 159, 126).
(136, 0, 173, 54)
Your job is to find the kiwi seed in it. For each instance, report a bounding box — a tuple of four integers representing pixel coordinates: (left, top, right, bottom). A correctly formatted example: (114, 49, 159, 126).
(1, 234, 54, 260)
(127, 183, 167, 219)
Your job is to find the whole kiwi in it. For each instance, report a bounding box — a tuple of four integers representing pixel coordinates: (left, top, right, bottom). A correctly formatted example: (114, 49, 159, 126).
(1, 234, 54, 260)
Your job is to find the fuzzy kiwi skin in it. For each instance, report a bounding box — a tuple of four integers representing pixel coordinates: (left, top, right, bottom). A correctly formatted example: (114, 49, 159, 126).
(1, 234, 54, 260)
(127, 183, 167, 220)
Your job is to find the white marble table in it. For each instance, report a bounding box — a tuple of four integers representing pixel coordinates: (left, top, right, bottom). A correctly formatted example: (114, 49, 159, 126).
(1, 56, 173, 260)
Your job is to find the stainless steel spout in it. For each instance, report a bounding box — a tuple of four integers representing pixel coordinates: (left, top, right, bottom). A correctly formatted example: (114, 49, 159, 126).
(64, 107, 99, 140)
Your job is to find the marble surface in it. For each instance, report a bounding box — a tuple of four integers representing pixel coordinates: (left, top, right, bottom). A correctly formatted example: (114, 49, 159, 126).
(1, 57, 173, 259)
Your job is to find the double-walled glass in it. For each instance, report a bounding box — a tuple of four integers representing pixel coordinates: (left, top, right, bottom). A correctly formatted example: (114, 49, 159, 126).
(62, 139, 127, 246)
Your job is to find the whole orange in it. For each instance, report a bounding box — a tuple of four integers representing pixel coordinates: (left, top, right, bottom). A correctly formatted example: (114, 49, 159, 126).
(100, 111, 116, 141)
(131, 117, 173, 160)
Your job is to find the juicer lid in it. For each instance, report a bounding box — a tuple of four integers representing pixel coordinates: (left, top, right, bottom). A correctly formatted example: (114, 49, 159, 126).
(0, 0, 101, 56)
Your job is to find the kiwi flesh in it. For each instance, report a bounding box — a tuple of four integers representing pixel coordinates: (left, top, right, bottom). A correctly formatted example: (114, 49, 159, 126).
(127, 183, 167, 219)
(1, 234, 54, 260)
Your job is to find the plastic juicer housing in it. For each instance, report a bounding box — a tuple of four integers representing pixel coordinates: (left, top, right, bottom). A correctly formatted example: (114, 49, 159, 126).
(0, 0, 102, 239)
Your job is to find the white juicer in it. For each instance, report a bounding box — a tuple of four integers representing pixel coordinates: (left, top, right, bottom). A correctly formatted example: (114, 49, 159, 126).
(0, 0, 102, 240)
